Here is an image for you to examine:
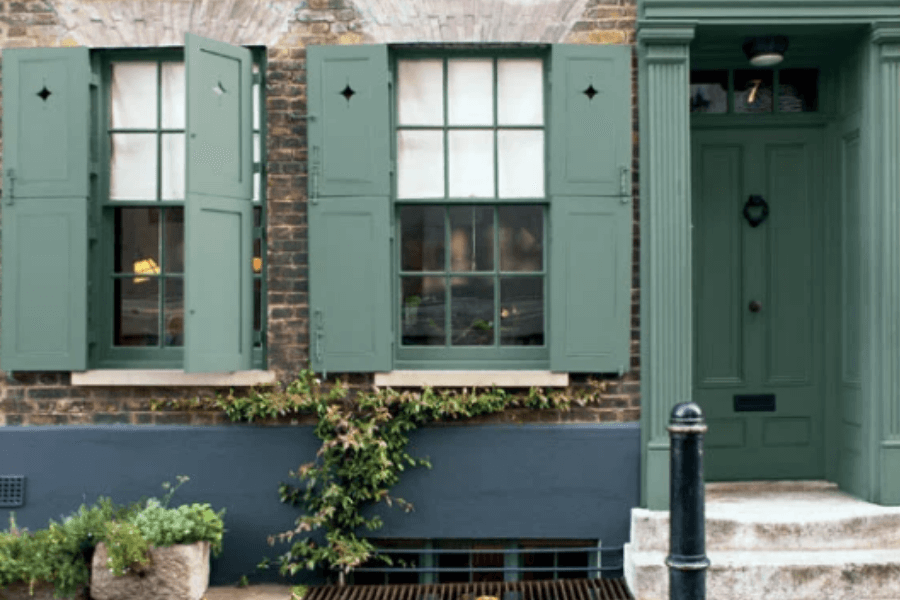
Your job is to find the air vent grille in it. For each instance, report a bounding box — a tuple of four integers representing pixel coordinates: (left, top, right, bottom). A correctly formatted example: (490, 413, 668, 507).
(0, 475, 25, 508)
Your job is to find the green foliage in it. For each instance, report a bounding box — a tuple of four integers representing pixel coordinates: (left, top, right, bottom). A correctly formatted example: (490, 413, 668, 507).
(131, 499, 225, 556)
(103, 521, 150, 577)
(214, 369, 571, 581)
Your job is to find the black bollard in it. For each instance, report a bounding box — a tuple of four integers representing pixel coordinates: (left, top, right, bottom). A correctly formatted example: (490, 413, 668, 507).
(666, 402, 710, 600)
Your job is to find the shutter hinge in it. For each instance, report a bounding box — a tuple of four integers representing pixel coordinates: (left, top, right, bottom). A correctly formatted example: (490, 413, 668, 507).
(310, 146, 320, 204)
(253, 162, 261, 174)
(253, 72, 261, 85)
(619, 165, 630, 197)
(90, 72, 100, 87)
(4, 169, 14, 205)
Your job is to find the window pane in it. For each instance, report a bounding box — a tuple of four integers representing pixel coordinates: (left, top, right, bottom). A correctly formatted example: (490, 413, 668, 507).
(498, 130, 544, 198)
(690, 70, 728, 113)
(254, 278, 262, 336)
(397, 130, 445, 198)
(161, 133, 185, 200)
(451, 276, 494, 346)
(111, 62, 157, 129)
(161, 62, 185, 128)
(115, 278, 159, 346)
(253, 81, 261, 130)
(448, 59, 493, 125)
(253, 132, 261, 202)
(735, 70, 773, 113)
(779, 69, 818, 112)
(115, 208, 159, 274)
(110, 134, 157, 200)
(498, 59, 543, 125)
(500, 276, 544, 346)
(398, 60, 444, 126)
(164, 208, 184, 273)
(402, 276, 446, 346)
(163, 277, 183, 347)
(448, 205, 493, 272)
(400, 205, 445, 271)
(449, 130, 494, 198)
(499, 205, 543, 271)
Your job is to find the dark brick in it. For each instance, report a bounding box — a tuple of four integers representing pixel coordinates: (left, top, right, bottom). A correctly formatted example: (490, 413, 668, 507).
(27, 387, 71, 400)
(91, 413, 130, 425)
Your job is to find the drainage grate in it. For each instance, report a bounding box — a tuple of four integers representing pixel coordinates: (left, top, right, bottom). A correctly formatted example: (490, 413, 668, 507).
(0, 476, 25, 508)
(305, 578, 634, 600)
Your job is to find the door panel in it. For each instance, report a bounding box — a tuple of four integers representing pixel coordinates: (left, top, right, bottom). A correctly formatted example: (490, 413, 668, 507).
(692, 128, 824, 481)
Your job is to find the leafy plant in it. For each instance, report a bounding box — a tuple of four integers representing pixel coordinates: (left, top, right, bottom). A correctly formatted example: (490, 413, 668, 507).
(103, 520, 150, 577)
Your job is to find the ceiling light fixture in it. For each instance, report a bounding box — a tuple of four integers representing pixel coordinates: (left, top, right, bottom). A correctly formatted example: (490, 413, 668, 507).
(742, 35, 789, 67)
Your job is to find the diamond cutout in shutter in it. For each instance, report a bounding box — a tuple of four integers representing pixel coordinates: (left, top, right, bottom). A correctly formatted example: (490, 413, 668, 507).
(341, 84, 355, 102)
(583, 84, 598, 101)
(37, 86, 51, 102)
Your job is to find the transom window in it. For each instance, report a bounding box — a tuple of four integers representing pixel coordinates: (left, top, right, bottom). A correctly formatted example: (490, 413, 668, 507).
(394, 55, 548, 367)
(95, 52, 265, 368)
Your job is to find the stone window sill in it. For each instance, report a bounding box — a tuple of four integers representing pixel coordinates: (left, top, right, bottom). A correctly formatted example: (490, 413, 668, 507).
(374, 371, 569, 388)
(71, 369, 277, 387)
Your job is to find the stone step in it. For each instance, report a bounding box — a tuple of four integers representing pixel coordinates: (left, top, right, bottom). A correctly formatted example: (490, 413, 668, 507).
(623, 547, 900, 600)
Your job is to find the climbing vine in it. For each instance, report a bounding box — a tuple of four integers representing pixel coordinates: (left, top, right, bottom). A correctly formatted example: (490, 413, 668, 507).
(152, 370, 575, 583)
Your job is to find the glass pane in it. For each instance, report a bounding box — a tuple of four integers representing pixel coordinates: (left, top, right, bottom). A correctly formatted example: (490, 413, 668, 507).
(253, 132, 261, 202)
(690, 70, 728, 113)
(448, 205, 493, 272)
(160, 62, 185, 128)
(115, 208, 159, 274)
(115, 278, 159, 347)
(253, 237, 263, 274)
(398, 60, 444, 126)
(400, 205, 445, 271)
(401, 276, 446, 346)
(164, 208, 184, 273)
(254, 278, 262, 335)
(448, 130, 494, 198)
(734, 70, 773, 113)
(111, 62, 158, 129)
(779, 69, 818, 112)
(499, 205, 543, 271)
(448, 59, 493, 125)
(451, 276, 494, 346)
(498, 59, 543, 125)
(253, 81, 261, 130)
(163, 277, 184, 347)
(161, 133, 185, 200)
(500, 276, 544, 346)
(110, 134, 157, 200)
(498, 130, 544, 198)
(397, 130, 444, 198)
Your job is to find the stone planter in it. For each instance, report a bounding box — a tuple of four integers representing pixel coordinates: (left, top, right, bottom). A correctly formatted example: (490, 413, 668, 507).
(0, 582, 86, 600)
(90, 541, 210, 600)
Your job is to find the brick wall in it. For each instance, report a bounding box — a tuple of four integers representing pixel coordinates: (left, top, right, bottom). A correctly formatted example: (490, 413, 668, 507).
(0, 0, 640, 427)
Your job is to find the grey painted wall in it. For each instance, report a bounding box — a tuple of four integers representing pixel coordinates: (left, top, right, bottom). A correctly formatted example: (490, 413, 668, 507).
(0, 423, 640, 585)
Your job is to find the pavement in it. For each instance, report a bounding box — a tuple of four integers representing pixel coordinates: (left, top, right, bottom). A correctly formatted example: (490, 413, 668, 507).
(205, 585, 298, 600)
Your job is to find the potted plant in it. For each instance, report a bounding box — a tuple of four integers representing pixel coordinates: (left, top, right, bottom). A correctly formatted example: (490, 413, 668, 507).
(90, 476, 225, 600)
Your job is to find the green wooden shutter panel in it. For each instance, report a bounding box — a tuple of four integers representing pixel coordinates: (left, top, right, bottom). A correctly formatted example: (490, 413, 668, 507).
(307, 45, 390, 198)
(184, 33, 254, 373)
(1, 48, 90, 371)
(550, 197, 631, 373)
(550, 45, 632, 197)
(308, 197, 391, 373)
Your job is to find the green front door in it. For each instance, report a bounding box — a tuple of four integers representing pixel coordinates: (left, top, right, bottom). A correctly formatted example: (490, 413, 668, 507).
(692, 127, 825, 480)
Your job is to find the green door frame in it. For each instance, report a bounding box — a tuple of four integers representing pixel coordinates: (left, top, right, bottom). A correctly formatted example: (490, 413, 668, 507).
(637, 0, 900, 508)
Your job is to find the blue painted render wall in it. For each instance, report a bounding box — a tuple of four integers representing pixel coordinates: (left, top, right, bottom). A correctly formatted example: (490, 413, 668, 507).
(0, 423, 640, 585)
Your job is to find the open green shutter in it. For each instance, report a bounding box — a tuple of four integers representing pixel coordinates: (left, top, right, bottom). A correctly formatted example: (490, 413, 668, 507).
(307, 45, 391, 374)
(307, 45, 390, 198)
(1, 48, 90, 371)
(184, 33, 253, 373)
(550, 45, 631, 197)
(550, 197, 631, 372)
(309, 197, 391, 373)
(549, 45, 632, 373)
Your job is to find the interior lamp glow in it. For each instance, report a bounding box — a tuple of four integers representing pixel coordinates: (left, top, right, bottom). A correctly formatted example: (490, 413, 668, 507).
(742, 36, 789, 67)
(133, 257, 160, 283)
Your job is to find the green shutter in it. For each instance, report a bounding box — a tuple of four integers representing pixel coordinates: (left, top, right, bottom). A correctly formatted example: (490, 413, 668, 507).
(550, 197, 631, 373)
(184, 33, 253, 373)
(1, 48, 90, 371)
(307, 45, 390, 198)
(550, 45, 632, 197)
(308, 197, 391, 373)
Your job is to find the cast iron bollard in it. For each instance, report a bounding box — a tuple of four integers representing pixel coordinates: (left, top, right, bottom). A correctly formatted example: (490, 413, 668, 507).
(666, 402, 710, 600)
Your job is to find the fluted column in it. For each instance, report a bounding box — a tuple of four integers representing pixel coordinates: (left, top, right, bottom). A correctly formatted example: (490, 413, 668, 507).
(638, 23, 695, 509)
(871, 24, 900, 505)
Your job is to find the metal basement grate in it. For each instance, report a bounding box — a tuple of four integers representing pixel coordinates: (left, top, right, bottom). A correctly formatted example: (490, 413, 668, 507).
(304, 578, 634, 600)
(0, 475, 25, 508)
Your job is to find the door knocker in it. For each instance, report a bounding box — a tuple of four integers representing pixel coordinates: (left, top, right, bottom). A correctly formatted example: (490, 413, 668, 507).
(743, 195, 769, 228)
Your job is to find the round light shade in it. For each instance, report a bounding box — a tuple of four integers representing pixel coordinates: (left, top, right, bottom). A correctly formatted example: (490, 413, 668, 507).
(742, 36, 789, 66)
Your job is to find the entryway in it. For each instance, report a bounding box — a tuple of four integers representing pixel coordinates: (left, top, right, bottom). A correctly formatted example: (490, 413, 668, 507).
(692, 127, 826, 480)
